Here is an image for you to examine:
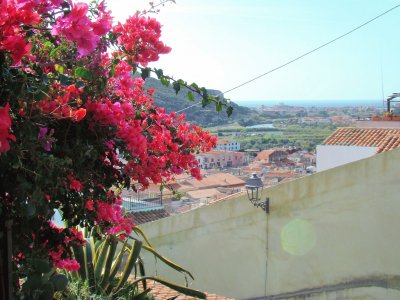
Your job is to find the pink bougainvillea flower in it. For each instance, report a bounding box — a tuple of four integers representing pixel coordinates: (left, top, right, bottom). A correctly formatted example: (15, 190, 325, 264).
(92, 1, 113, 36)
(37, 127, 56, 151)
(67, 174, 84, 192)
(51, 2, 97, 56)
(53, 258, 80, 272)
(72, 108, 86, 122)
(113, 14, 171, 66)
(85, 199, 94, 211)
(0, 103, 15, 154)
(51, 1, 112, 56)
(1, 35, 32, 64)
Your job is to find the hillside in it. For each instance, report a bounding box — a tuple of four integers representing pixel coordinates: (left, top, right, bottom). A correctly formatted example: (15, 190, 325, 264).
(143, 77, 255, 127)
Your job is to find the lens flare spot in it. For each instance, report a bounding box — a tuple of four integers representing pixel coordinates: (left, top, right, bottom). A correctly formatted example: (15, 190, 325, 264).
(281, 218, 316, 256)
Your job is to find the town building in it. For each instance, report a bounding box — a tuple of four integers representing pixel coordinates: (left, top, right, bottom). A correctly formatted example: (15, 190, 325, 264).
(316, 127, 400, 172)
(196, 150, 246, 169)
(256, 148, 288, 164)
(215, 140, 240, 151)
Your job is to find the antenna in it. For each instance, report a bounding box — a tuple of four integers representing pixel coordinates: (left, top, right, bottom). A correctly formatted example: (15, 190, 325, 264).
(380, 54, 385, 108)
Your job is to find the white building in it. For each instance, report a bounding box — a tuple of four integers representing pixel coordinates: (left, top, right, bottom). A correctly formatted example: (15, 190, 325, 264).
(215, 140, 240, 151)
(316, 127, 400, 172)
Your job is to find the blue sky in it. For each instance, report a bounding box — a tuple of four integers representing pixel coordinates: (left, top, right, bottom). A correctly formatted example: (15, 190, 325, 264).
(107, 0, 400, 103)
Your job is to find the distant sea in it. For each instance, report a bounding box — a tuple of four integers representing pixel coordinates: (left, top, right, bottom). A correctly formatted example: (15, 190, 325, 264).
(234, 99, 385, 108)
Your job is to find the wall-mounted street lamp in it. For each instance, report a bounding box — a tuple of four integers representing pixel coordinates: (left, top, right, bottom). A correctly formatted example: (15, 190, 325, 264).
(245, 173, 269, 214)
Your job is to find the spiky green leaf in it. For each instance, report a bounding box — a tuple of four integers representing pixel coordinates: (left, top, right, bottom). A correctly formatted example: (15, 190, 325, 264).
(94, 235, 111, 283)
(113, 239, 142, 292)
(100, 236, 118, 289)
(142, 244, 194, 280)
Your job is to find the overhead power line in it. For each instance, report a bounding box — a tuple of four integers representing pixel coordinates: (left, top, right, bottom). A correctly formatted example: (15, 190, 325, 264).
(177, 3, 400, 113)
(222, 3, 400, 95)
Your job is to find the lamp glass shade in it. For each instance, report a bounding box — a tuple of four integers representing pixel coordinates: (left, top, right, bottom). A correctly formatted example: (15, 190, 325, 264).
(245, 173, 263, 202)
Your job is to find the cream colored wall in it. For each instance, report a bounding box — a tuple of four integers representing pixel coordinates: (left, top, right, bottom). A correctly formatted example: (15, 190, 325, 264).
(278, 287, 400, 300)
(139, 149, 400, 299)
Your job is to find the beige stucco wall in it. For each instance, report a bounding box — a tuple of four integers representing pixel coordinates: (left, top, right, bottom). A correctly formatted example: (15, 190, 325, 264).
(139, 148, 400, 299)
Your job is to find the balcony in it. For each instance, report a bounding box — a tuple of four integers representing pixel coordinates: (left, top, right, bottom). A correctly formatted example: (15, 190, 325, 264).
(122, 192, 163, 212)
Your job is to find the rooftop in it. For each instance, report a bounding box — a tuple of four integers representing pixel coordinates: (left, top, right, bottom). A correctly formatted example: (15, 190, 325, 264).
(138, 280, 234, 300)
(128, 209, 170, 225)
(186, 188, 226, 200)
(322, 127, 400, 152)
(168, 173, 246, 192)
(256, 148, 287, 161)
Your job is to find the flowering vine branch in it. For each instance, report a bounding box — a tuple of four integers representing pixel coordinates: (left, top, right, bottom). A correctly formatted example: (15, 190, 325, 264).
(0, 0, 227, 298)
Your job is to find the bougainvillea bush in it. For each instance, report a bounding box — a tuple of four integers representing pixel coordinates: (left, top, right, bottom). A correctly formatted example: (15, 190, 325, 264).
(0, 0, 230, 297)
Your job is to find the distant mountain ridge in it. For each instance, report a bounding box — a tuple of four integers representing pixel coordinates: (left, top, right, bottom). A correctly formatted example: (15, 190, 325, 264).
(143, 77, 254, 127)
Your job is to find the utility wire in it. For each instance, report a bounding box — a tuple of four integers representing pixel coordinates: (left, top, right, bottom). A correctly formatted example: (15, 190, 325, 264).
(177, 3, 400, 113)
(223, 3, 400, 95)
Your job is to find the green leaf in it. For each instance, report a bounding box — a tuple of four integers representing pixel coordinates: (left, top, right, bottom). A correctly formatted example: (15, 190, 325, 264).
(100, 236, 118, 290)
(160, 77, 170, 87)
(190, 82, 199, 90)
(94, 239, 103, 262)
(215, 101, 223, 112)
(154, 68, 164, 79)
(135, 288, 152, 299)
(39, 282, 55, 300)
(113, 239, 142, 292)
(137, 257, 146, 290)
(201, 95, 213, 108)
(109, 58, 120, 77)
(50, 274, 68, 292)
(74, 67, 93, 81)
(94, 235, 111, 283)
(76, 80, 85, 88)
(132, 227, 153, 247)
(97, 77, 107, 91)
(84, 238, 95, 289)
(141, 67, 151, 80)
(226, 106, 234, 117)
(187, 91, 194, 102)
(172, 81, 181, 94)
(72, 243, 86, 280)
(54, 64, 64, 75)
(22, 202, 36, 218)
(142, 244, 194, 280)
(50, 48, 59, 59)
(43, 41, 53, 49)
(41, 73, 49, 86)
(109, 240, 128, 282)
(24, 273, 43, 290)
(59, 74, 70, 86)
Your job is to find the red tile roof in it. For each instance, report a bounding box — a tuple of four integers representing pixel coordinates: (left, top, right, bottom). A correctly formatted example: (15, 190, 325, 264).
(208, 192, 245, 205)
(256, 149, 287, 161)
(167, 173, 245, 192)
(322, 128, 400, 152)
(265, 170, 297, 178)
(128, 209, 170, 225)
(376, 134, 400, 153)
(137, 280, 234, 300)
(186, 188, 225, 200)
